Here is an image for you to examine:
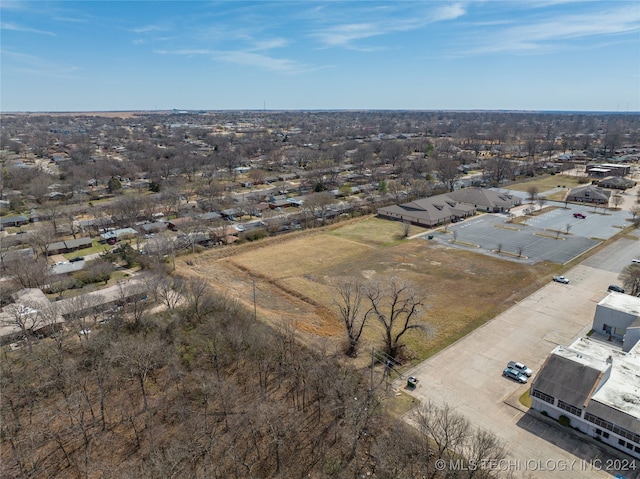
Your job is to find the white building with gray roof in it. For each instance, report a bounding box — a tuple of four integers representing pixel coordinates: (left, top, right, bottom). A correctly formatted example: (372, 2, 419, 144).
(530, 334, 640, 459)
(592, 292, 640, 353)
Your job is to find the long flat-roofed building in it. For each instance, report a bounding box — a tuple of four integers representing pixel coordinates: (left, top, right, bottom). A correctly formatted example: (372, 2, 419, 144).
(530, 329, 640, 459)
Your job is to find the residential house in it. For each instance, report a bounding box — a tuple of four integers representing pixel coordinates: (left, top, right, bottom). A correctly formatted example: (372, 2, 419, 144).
(46, 237, 93, 255)
(268, 195, 293, 209)
(138, 222, 168, 234)
(200, 211, 222, 222)
(166, 217, 196, 231)
(76, 216, 115, 234)
(220, 208, 243, 220)
(51, 260, 86, 275)
(0, 215, 29, 228)
(99, 227, 138, 243)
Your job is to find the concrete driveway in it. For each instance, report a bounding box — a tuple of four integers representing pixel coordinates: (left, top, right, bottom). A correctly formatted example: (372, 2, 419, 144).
(398, 230, 640, 479)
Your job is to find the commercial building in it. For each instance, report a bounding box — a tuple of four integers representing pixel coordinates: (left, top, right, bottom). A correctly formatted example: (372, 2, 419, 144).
(530, 294, 640, 459)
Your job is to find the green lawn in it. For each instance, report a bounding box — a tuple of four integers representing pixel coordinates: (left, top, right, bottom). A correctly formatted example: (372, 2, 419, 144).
(64, 238, 111, 259)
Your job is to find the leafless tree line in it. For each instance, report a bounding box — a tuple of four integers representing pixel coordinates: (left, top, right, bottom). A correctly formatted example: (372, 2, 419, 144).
(2, 279, 518, 479)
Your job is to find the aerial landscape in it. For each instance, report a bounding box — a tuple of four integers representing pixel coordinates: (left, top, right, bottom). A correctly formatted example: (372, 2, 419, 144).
(1, 1, 639, 479)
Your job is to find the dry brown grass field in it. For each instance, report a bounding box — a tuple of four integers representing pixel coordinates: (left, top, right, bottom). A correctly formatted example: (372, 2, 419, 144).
(507, 173, 584, 194)
(178, 216, 553, 367)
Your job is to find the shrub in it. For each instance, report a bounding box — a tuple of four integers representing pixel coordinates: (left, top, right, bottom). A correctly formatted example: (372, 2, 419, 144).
(244, 229, 267, 242)
(559, 415, 570, 427)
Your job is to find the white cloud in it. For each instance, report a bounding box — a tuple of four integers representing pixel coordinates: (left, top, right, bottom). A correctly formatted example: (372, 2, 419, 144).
(156, 47, 314, 74)
(469, 4, 640, 54)
(431, 3, 467, 22)
(1, 49, 79, 78)
(130, 24, 165, 34)
(252, 37, 288, 51)
(311, 2, 467, 49)
(1, 21, 55, 36)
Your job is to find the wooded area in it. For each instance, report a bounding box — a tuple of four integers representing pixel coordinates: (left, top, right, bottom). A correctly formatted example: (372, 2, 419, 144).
(1, 287, 516, 478)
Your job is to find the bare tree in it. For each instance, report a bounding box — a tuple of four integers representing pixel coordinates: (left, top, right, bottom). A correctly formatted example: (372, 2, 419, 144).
(109, 195, 143, 229)
(303, 191, 335, 227)
(3, 302, 42, 353)
(414, 400, 470, 461)
(387, 179, 404, 202)
(432, 157, 461, 192)
(40, 201, 65, 236)
(110, 335, 166, 412)
(612, 194, 623, 209)
(366, 278, 427, 359)
(524, 135, 538, 162)
(28, 223, 58, 259)
(334, 280, 373, 357)
(526, 185, 539, 203)
(62, 294, 106, 345)
(37, 302, 66, 350)
(381, 141, 406, 167)
(463, 428, 508, 479)
(117, 282, 149, 330)
(631, 205, 640, 227)
(619, 264, 640, 296)
(184, 277, 214, 321)
(537, 195, 547, 210)
(402, 220, 411, 238)
(147, 274, 185, 312)
(3, 256, 51, 289)
(352, 144, 372, 174)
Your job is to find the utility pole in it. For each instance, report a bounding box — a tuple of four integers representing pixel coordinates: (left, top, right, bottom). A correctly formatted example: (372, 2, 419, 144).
(370, 348, 375, 393)
(253, 280, 257, 321)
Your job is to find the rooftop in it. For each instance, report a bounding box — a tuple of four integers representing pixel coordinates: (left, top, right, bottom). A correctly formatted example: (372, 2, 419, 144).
(559, 337, 640, 423)
(598, 291, 640, 317)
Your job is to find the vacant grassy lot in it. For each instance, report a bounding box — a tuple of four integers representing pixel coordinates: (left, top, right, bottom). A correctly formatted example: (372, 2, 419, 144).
(508, 174, 584, 194)
(181, 216, 552, 367)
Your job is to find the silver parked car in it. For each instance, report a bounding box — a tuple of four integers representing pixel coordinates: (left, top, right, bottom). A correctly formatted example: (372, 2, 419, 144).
(507, 361, 533, 377)
(503, 367, 528, 384)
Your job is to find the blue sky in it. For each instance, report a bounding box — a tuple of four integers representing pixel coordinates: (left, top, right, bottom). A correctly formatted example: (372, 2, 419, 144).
(2, 1, 639, 112)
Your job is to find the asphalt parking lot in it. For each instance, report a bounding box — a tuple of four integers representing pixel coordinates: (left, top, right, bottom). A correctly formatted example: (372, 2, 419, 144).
(423, 201, 631, 264)
(399, 230, 640, 479)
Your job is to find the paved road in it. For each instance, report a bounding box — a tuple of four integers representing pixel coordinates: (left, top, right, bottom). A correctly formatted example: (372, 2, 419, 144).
(398, 230, 640, 479)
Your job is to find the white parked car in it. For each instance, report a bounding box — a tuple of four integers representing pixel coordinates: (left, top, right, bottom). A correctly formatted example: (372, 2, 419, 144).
(552, 275, 569, 284)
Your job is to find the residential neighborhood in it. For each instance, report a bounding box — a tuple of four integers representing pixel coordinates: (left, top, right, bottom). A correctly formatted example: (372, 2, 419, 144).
(1, 110, 639, 478)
